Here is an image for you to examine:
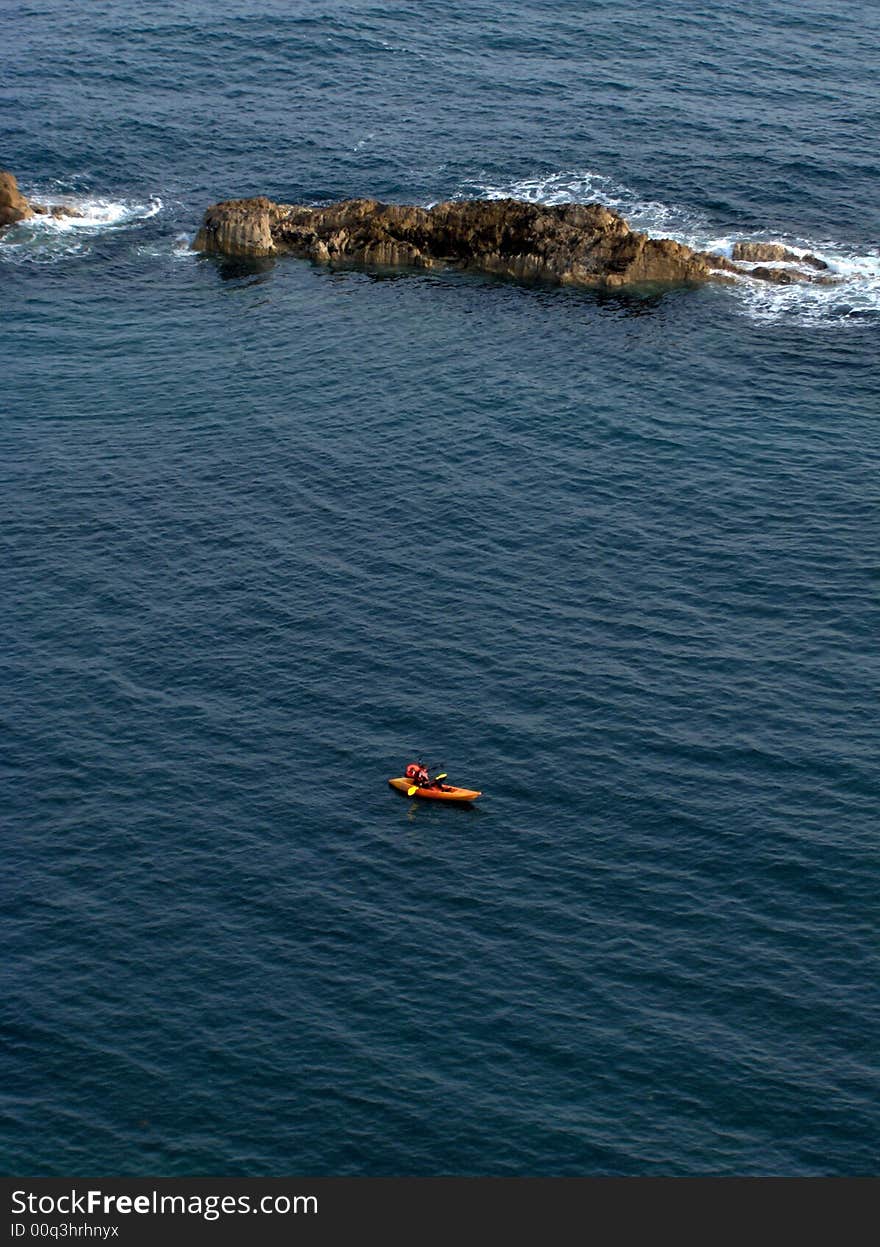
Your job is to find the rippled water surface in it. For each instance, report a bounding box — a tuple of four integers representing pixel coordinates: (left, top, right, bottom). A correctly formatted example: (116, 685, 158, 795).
(2, 0, 879, 1176)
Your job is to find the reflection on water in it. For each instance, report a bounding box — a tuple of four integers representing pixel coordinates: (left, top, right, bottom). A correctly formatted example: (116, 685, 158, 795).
(212, 254, 277, 285)
(314, 257, 683, 316)
(590, 286, 671, 316)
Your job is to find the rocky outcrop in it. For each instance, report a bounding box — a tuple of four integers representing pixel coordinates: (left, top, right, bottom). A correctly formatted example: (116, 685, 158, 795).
(0, 169, 84, 229)
(193, 196, 279, 256)
(194, 195, 742, 287)
(0, 170, 33, 227)
(266, 197, 736, 287)
(193, 193, 840, 291)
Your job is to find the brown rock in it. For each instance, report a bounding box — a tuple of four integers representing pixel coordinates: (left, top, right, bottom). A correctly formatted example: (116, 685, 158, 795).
(0, 170, 88, 230)
(0, 170, 34, 227)
(33, 202, 86, 219)
(193, 196, 278, 256)
(194, 194, 721, 288)
(748, 265, 813, 285)
(732, 241, 800, 264)
(731, 240, 828, 272)
(192, 192, 845, 292)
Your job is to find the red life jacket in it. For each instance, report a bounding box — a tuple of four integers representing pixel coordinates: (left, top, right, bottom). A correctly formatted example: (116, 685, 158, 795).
(405, 762, 421, 779)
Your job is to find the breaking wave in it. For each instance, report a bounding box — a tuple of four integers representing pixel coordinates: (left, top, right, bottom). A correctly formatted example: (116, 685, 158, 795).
(0, 191, 163, 265)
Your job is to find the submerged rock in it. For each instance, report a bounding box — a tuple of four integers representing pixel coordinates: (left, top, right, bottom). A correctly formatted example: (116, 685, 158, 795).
(748, 265, 812, 285)
(30, 202, 85, 219)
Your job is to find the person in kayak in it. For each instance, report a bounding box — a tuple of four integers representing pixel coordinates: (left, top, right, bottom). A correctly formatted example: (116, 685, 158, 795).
(405, 761, 433, 788)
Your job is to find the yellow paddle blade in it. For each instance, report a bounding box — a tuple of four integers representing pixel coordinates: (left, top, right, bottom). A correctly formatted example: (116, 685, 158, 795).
(407, 785, 418, 796)
(434, 773, 447, 780)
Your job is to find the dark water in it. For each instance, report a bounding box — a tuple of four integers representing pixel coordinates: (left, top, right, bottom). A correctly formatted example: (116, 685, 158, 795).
(2, 1, 879, 1176)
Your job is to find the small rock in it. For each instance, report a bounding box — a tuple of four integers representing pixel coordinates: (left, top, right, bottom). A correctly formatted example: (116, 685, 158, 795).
(732, 241, 802, 264)
(731, 241, 828, 272)
(748, 265, 812, 285)
(0, 169, 34, 227)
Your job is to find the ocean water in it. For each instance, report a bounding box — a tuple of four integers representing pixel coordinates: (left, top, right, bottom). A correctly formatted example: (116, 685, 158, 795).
(2, 0, 878, 1177)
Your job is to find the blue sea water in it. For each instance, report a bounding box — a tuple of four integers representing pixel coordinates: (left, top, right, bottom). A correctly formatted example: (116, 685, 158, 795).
(2, 0, 879, 1176)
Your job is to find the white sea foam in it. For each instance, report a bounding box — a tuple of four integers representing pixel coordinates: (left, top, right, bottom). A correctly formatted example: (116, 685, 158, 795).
(461, 169, 707, 238)
(0, 192, 163, 264)
(733, 249, 880, 326)
(172, 232, 198, 259)
(463, 169, 880, 327)
(133, 233, 198, 263)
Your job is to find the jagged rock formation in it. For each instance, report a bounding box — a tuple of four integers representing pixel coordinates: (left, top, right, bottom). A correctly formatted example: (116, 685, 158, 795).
(192, 193, 839, 291)
(0, 169, 83, 230)
(194, 195, 737, 286)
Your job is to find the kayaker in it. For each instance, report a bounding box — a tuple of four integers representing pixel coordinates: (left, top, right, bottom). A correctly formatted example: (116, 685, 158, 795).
(404, 761, 432, 787)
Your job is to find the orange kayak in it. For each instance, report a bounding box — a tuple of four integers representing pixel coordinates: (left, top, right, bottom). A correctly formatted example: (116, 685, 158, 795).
(388, 777, 482, 802)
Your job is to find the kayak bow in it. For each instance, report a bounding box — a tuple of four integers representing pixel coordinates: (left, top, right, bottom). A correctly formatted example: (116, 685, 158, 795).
(388, 777, 482, 802)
